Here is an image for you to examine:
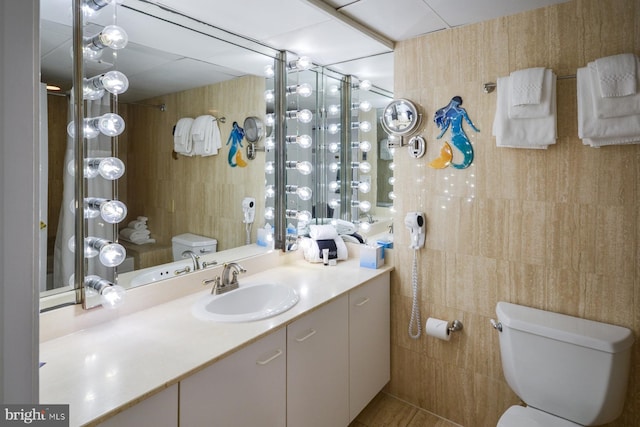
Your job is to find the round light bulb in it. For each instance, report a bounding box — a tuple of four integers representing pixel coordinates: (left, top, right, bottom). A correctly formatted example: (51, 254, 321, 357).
(264, 207, 274, 220)
(359, 200, 372, 212)
(101, 70, 129, 95)
(296, 186, 312, 201)
(297, 134, 312, 148)
(98, 242, 126, 267)
(358, 181, 371, 193)
(359, 121, 372, 132)
(296, 83, 312, 97)
(328, 123, 339, 134)
(295, 161, 312, 175)
(295, 56, 312, 70)
(329, 199, 340, 209)
(388, 191, 396, 200)
(99, 25, 128, 50)
(99, 200, 127, 223)
(67, 119, 100, 139)
(297, 210, 312, 222)
(359, 140, 372, 152)
(264, 64, 275, 78)
(329, 181, 340, 191)
(101, 284, 126, 309)
(264, 90, 274, 103)
(265, 114, 275, 126)
(389, 162, 396, 171)
(359, 80, 372, 91)
(329, 162, 339, 173)
(97, 113, 125, 136)
(265, 185, 275, 198)
(328, 142, 340, 153)
(265, 136, 275, 150)
(359, 100, 372, 112)
(95, 157, 125, 180)
(265, 161, 275, 174)
(328, 85, 339, 95)
(388, 176, 395, 185)
(358, 161, 372, 173)
(328, 105, 339, 115)
(297, 109, 313, 124)
(359, 222, 371, 232)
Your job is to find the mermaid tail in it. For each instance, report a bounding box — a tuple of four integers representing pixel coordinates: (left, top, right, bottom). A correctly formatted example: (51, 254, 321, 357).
(450, 134, 473, 169)
(228, 143, 238, 166)
(235, 150, 247, 167)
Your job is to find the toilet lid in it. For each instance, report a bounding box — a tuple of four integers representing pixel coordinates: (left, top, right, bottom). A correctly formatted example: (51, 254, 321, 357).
(497, 406, 582, 427)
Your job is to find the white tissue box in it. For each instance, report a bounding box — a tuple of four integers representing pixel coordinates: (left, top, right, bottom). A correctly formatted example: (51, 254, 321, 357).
(360, 244, 383, 269)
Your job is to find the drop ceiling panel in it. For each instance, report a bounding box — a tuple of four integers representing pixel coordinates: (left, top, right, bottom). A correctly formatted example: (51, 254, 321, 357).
(337, 0, 446, 41)
(329, 52, 395, 92)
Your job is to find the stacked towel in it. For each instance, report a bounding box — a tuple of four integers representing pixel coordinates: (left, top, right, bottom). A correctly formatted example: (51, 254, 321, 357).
(190, 115, 222, 157)
(301, 236, 348, 263)
(492, 68, 557, 149)
(119, 216, 156, 245)
(174, 117, 194, 155)
(577, 54, 640, 147)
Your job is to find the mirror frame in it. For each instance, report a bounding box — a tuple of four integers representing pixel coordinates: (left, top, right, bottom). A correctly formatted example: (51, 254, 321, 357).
(381, 98, 422, 136)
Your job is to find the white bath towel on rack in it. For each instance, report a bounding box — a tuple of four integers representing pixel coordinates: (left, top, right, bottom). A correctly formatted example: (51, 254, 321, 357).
(191, 115, 222, 157)
(509, 67, 546, 106)
(174, 117, 194, 156)
(587, 57, 640, 118)
(509, 68, 554, 119)
(493, 76, 557, 149)
(594, 53, 637, 97)
(577, 67, 640, 146)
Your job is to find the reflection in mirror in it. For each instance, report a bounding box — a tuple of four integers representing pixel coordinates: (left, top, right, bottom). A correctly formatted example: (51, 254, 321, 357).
(381, 98, 422, 136)
(40, 0, 279, 309)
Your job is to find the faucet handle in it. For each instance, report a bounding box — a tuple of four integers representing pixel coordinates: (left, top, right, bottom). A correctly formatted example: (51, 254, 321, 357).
(203, 276, 221, 294)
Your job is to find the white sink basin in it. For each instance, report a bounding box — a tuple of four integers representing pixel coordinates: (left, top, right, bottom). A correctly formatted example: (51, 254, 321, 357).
(192, 283, 299, 322)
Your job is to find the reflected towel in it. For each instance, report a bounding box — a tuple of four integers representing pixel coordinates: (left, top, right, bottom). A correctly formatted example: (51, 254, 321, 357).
(509, 67, 545, 106)
(174, 117, 194, 156)
(191, 115, 222, 157)
(595, 53, 637, 97)
(577, 67, 640, 146)
(587, 58, 640, 118)
(493, 76, 557, 149)
(509, 69, 554, 119)
(119, 228, 155, 245)
(127, 220, 147, 230)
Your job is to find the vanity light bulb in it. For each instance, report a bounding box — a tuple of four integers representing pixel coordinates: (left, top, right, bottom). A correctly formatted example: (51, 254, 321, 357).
(358, 200, 372, 212)
(358, 100, 372, 112)
(359, 222, 371, 232)
(328, 123, 339, 134)
(265, 137, 275, 150)
(100, 70, 129, 95)
(328, 105, 340, 115)
(97, 113, 125, 137)
(289, 56, 311, 70)
(98, 200, 127, 224)
(329, 162, 339, 173)
(296, 134, 312, 148)
(67, 119, 100, 139)
(358, 121, 372, 132)
(296, 186, 312, 201)
(296, 109, 313, 124)
(265, 185, 275, 198)
(265, 161, 275, 174)
(328, 85, 340, 95)
(358, 181, 371, 193)
(101, 284, 126, 309)
(389, 162, 396, 171)
(98, 242, 127, 267)
(359, 80, 372, 91)
(329, 199, 340, 209)
(95, 157, 125, 180)
(358, 161, 372, 174)
(388, 176, 395, 185)
(328, 142, 340, 153)
(98, 25, 128, 50)
(359, 140, 372, 152)
(287, 83, 312, 97)
(265, 114, 275, 126)
(297, 210, 312, 222)
(328, 181, 340, 192)
(264, 64, 275, 78)
(264, 90, 275, 103)
(388, 191, 396, 200)
(295, 161, 312, 175)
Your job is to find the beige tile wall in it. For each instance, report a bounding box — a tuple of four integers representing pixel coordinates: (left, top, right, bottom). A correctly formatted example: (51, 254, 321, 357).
(122, 75, 266, 262)
(386, 0, 639, 426)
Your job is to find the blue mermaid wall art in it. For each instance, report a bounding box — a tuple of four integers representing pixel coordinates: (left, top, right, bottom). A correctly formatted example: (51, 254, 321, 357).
(430, 96, 480, 170)
(227, 121, 248, 168)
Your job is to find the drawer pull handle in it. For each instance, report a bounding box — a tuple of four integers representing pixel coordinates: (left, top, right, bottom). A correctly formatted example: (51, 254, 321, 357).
(355, 297, 370, 307)
(256, 349, 283, 365)
(295, 329, 317, 342)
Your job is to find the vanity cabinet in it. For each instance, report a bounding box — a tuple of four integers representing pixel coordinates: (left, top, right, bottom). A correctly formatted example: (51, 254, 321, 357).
(179, 328, 287, 427)
(348, 273, 391, 421)
(96, 384, 178, 427)
(287, 294, 350, 427)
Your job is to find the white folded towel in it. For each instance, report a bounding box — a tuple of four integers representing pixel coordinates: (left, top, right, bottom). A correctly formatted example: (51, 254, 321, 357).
(119, 227, 155, 245)
(309, 224, 338, 240)
(127, 219, 147, 230)
(301, 237, 348, 263)
(509, 67, 546, 106)
(577, 66, 640, 146)
(191, 115, 222, 157)
(587, 58, 640, 118)
(595, 53, 637, 97)
(509, 69, 554, 119)
(174, 117, 194, 156)
(493, 75, 557, 149)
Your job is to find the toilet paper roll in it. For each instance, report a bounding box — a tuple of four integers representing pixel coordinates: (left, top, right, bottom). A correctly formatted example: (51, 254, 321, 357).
(425, 317, 451, 341)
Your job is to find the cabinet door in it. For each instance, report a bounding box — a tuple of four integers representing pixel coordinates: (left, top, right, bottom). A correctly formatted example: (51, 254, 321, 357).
(97, 384, 178, 427)
(180, 328, 286, 427)
(349, 273, 390, 421)
(287, 295, 349, 427)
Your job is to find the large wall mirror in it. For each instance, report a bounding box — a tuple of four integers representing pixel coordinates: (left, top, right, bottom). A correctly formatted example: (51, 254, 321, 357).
(39, 0, 395, 310)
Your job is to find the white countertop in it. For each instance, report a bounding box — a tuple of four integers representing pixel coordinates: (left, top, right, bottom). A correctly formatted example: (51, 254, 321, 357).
(39, 256, 392, 426)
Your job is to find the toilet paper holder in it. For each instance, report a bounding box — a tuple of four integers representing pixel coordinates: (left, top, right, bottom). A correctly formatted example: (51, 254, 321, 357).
(448, 319, 464, 333)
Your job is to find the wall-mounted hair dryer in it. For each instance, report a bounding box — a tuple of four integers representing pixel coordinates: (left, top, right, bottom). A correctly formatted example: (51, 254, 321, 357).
(404, 212, 425, 249)
(242, 197, 255, 224)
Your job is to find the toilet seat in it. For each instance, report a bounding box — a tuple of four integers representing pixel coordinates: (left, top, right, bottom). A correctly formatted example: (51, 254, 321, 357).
(497, 406, 582, 427)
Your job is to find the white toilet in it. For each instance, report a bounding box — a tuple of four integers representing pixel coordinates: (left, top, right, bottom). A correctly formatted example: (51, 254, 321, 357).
(493, 301, 634, 427)
(171, 233, 217, 261)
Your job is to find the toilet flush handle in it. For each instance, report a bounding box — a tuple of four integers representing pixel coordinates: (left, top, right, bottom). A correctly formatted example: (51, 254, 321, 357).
(490, 319, 502, 332)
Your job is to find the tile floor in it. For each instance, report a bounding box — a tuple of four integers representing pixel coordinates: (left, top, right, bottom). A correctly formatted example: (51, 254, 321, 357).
(350, 392, 462, 427)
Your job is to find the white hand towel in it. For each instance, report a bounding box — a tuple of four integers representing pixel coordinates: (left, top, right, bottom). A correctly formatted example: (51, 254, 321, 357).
(587, 59, 640, 118)
(509, 69, 554, 119)
(493, 76, 557, 149)
(309, 224, 338, 240)
(191, 115, 220, 157)
(119, 227, 155, 245)
(595, 53, 637, 97)
(577, 67, 640, 146)
(301, 237, 348, 263)
(190, 115, 210, 156)
(509, 67, 546, 106)
(174, 117, 194, 156)
(127, 220, 147, 230)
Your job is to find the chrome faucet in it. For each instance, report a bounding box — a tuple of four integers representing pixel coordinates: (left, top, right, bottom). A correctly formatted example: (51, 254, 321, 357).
(203, 262, 246, 295)
(182, 250, 201, 271)
(359, 212, 374, 224)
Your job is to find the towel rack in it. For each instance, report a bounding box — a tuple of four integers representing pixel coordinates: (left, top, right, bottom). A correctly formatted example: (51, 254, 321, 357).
(483, 73, 576, 93)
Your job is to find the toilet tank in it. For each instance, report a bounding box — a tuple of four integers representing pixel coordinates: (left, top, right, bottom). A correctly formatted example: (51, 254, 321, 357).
(172, 233, 217, 261)
(496, 302, 634, 426)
